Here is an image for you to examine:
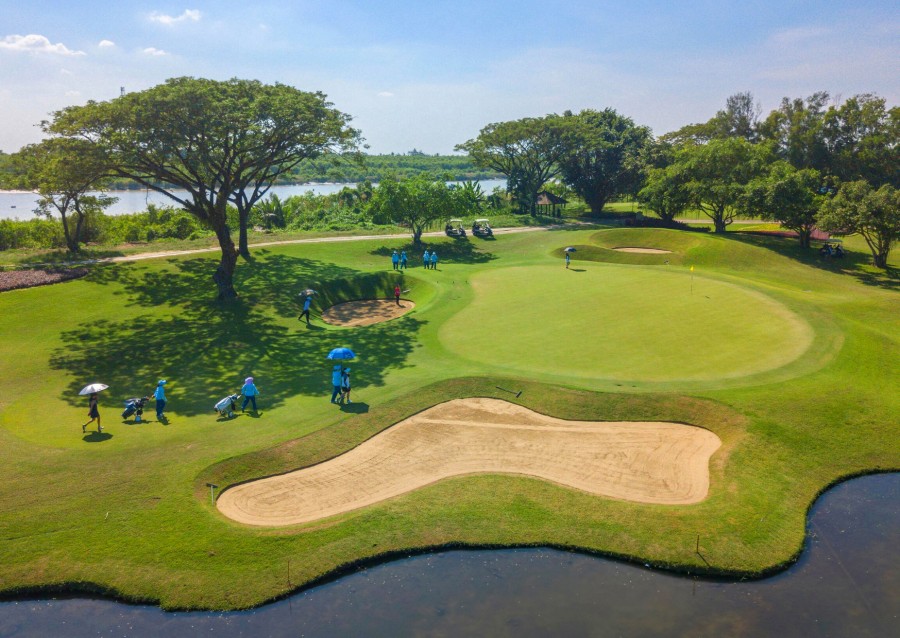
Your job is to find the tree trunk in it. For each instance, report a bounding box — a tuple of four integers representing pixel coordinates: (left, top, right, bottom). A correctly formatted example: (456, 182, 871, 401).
(59, 211, 77, 253)
(586, 194, 608, 217)
(712, 210, 728, 233)
(238, 207, 252, 261)
(211, 220, 239, 299)
(412, 227, 423, 244)
(798, 228, 811, 248)
(874, 251, 888, 269)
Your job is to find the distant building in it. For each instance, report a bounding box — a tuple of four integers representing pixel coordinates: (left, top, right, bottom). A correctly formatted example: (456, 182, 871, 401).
(535, 191, 567, 217)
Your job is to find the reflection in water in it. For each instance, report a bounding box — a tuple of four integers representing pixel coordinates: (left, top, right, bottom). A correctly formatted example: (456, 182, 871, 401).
(1, 473, 897, 637)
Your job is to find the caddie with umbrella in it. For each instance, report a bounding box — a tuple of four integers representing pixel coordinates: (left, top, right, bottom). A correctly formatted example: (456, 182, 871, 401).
(327, 347, 355, 404)
(79, 382, 108, 434)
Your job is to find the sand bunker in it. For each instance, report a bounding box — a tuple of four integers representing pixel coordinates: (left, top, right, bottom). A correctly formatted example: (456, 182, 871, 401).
(612, 247, 672, 254)
(217, 398, 721, 526)
(321, 299, 415, 326)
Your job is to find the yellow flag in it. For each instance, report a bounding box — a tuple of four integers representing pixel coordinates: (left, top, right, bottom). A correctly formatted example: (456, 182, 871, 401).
(690, 266, 694, 272)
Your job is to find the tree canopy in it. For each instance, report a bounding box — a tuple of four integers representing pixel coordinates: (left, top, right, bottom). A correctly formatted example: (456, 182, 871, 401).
(744, 162, 827, 247)
(46, 77, 358, 299)
(15, 138, 116, 253)
(556, 108, 651, 215)
(818, 180, 899, 268)
(456, 115, 567, 215)
(370, 174, 464, 244)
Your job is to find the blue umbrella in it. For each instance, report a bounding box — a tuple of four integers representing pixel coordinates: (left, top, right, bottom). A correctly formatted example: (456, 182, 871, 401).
(327, 347, 356, 361)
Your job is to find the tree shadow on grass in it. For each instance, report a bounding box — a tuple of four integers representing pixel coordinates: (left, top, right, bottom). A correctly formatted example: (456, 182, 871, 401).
(84, 252, 363, 318)
(51, 300, 426, 416)
(369, 240, 496, 265)
(730, 233, 899, 291)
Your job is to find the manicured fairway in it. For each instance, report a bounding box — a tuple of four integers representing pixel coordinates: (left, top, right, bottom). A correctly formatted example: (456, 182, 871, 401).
(440, 264, 814, 383)
(0, 224, 896, 610)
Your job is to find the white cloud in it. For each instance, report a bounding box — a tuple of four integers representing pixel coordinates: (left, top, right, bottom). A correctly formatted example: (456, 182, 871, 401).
(65, 90, 81, 97)
(377, 91, 394, 97)
(98, 39, 115, 48)
(0, 34, 85, 56)
(149, 10, 201, 26)
(142, 47, 167, 56)
(768, 26, 831, 45)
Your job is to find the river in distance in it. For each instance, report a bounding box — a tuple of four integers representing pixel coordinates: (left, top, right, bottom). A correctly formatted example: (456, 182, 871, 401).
(0, 472, 896, 637)
(0, 180, 507, 222)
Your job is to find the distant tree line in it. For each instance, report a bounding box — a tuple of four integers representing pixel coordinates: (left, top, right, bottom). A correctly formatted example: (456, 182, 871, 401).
(458, 91, 898, 267)
(1, 79, 896, 303)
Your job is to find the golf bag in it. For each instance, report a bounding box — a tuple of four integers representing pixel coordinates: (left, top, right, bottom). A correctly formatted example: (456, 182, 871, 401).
(122, 397, 148, 422)
(215, 394, 240, 418)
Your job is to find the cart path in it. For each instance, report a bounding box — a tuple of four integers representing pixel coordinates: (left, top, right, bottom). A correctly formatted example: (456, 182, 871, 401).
(11, 224, 578, 268)
(217, 398, 722, 526)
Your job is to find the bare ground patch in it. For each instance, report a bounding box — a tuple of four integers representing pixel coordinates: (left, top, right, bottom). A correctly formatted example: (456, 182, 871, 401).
(0, 267, 88, 293)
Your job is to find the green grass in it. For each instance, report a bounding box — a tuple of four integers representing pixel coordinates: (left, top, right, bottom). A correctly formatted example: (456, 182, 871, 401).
(0, 224, 897, 609)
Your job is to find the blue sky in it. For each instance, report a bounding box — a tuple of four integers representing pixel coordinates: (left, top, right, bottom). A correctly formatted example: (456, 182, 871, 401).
(1, 1, 897, 154)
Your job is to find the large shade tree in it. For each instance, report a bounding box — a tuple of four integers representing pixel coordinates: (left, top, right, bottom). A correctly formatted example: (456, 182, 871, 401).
(370, 174, 464, 244)
(743, 162, 827, 248)
(16, 138, 116, 253)
(676, 138, 771, 233)
(556, 108, 651, 215)
(817, 180, 899, 268)
(758, 92, 832, 173)
(821, 94, 899, 188)
(456, 115, 566, 215)
(46, 77, 358, 299)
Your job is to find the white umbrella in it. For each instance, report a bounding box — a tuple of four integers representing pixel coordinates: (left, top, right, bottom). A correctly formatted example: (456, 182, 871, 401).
(78, 383, 109, 395)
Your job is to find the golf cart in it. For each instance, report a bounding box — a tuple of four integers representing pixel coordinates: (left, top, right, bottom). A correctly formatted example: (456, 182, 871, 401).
(472, 218, 493, 238)
(819, 238, 844, 258)
(445, 219, 466, 237)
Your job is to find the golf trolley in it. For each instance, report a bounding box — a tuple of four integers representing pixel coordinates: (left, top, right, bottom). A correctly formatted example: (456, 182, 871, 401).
(214, 394, 240, 419)
(122, 396, 149, 422)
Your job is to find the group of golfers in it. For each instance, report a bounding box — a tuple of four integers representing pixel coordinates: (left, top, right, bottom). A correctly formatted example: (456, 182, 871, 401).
(392, 249, 438, 270)
(81, 376, 262, 435)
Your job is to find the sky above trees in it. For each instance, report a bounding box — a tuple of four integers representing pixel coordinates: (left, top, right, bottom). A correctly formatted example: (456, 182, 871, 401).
(1, 0, 897, 154)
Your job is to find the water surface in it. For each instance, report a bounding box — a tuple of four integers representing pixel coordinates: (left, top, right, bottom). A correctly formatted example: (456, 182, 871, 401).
(0, 473, 896, 637)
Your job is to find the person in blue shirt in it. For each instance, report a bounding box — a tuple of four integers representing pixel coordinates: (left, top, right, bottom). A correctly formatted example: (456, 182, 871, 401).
(153, 379, 167, 420)
(431, 251, 438, 270)
(299, 294, 312, 325)
(423, 249, 430, 269)
(241, 376, 260, 413)
(331, 365, 343, 403)
(391, 250, 400, 270)
(400, 250, 408, 269)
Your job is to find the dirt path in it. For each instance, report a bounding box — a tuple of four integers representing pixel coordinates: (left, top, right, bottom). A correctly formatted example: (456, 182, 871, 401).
(217, 398, 722, 526)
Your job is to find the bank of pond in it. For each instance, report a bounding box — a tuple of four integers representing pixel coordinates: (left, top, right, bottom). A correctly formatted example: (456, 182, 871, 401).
(0, 472, 896, 637)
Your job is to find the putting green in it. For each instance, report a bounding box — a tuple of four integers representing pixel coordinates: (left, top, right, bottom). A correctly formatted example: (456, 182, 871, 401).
(440, 265, 814, 383)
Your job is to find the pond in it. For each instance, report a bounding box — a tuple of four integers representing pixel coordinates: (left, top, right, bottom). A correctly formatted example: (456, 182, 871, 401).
(0, 473, 896, 637)
(0, 180, 508, 221)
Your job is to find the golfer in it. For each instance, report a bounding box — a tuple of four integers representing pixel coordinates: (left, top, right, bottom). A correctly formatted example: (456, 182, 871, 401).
(299, 294, 312, 325)
(391, 250, 400, 270)
(431, 251, 438, 270)
(241, 376, 260, 413)
(394, 284, 402, 306)
(153, 379, 167, 420)
(340, 368, 352, 404)
(83, 393, 101, 433)
(400, 250, 408, 269)
(565, 252, 570, 269)
(330, 365, 343, 404)
(423, 249, 430, 269)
